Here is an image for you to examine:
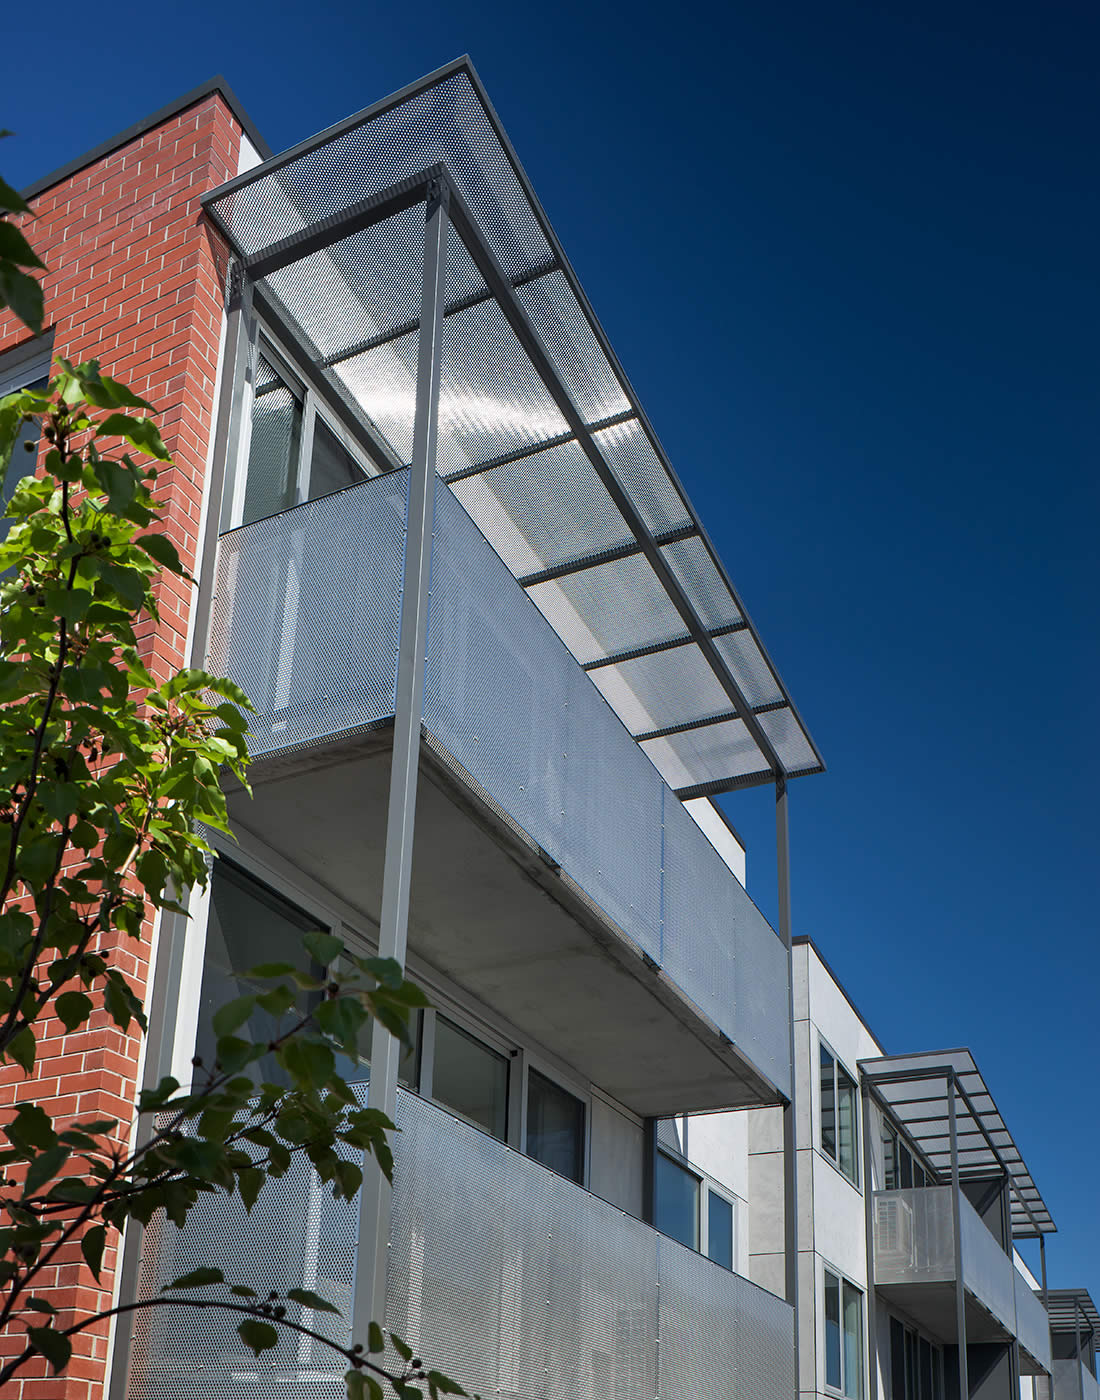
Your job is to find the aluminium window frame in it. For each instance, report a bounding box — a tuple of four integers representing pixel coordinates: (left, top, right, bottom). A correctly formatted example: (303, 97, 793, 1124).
(654, 1143, 739, 1270)
(880, 1108, 940, 1191)
(819, 1034, 861, 1190)
(822, 1260, 865, 1400)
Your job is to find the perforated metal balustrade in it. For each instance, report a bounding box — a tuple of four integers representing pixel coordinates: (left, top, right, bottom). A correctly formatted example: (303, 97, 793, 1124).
(202, 57, 824, 801)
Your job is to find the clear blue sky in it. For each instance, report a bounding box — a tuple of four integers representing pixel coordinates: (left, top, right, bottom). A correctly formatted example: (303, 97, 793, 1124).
(6, 0, 1097, 1300)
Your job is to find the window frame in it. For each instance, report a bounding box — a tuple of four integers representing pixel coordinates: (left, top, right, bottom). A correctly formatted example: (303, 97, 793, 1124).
(881, 1113, 939, 1191)
(653, 1143, 739, 1271)
(888, 1312, 945, 1400)
(0, 334, 54, 547)
(823, 1263, 865, 1400)
(522, 1059, 589, 1186)
(818, 1036, 861, 1188)
(654, 1147, 702, 1251)
(224, 321, 375, 532)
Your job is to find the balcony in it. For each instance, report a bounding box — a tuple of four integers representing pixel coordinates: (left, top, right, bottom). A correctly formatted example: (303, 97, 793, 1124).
(872, 1188, 1051, 1371)
(1052, 1359, 1100, 1400)
(209, 472, 791, 1114)
(123, 1090, 795, 1400)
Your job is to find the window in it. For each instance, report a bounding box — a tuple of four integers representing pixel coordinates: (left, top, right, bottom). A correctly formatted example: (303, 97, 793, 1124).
(707, 1190, 735, 1270)
(195, 860, 328, 1089)
(824, 1268, 863, 1398)
(236, 337, 369, 528)
(889, 1315, 944, 1400)
(431, 1015, 509, 1142)
(0, 337, 53, 550)
(882, 1119, 935, 1191)
(526, 1068, 584, 1183)
(655, 1151, 700, 1250)
(820, 1041, 859, 1184)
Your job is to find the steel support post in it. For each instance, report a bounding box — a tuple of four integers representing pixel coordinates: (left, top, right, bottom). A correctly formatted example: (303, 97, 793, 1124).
(775, 777, 800, 1392)
(948, 1074, 969, 1399)
(351, 179, 448, 1341)
(1076, 1301, 1085, 1400)
(861, 1081, 879, 1399)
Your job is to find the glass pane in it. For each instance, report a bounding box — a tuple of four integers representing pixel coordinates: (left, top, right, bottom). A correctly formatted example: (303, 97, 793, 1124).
(309, 415, 366, 500)
(905, 1328, 917, 1400)
(526, 1068, 584, 1183)
(843, 1280, 863, 1399)
(932, 1348, 944, 1400)
(837, 1064, 858, 1183)
(914, 1163, 927, 1189)
(890, 1318, 906, 1400)
(243, 354, 303, 524)
(883, 1126, 898, 1191)
(195, 860, 325, 1088)
(919, 1338, 933, 1400)
(1, 378, 46, 548)
(707, 1191, 734, 1270)
(432, 1016, 509, 1141)
(900, 1144, 913, 1190)
(820, 1044, 837, 1160)
(655, 1152, 699, 1250)
(824, 1270, 842, 1390)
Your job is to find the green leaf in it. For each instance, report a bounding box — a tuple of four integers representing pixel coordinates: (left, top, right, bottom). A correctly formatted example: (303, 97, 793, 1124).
(0, 219, 46, 270)
(55, 990, 93, 1032)
(302, 930, 344, 966)
(211, 994, 256, 1037)
(97, 413, 170, 461)
(390, 1333, 414, 1363)
(136, 531, 183, 573)
(27, 1326, 72, 1374)
(6, 1103, 57, 1151)
(286, 1288, 341, 1315)
(7, 1026, 35, 1072)
(280, 1036, 334, 1088)
(230, 1285, 257, 1297)
(426, 1372, 465, 1396)
(0, 262, 44, 336)
(237, 1319, 279, 1357)
(163, 1266, 224, 1290)
(24, 1143, 70, 1195)
(236, 1167, 264, 1211)
(0, 175, 31, 215)
(25, 1297, 58, 1315)
(368, 1321, 385, 1354)
(81, 1224, 106, 1281)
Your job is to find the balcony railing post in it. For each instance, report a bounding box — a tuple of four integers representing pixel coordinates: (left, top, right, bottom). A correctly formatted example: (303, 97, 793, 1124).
(352, 175, 449, 1343)
(948, 1072, 969, 1399)
(775, 777, 799, 1393)
(861, 1080, 878, 1399)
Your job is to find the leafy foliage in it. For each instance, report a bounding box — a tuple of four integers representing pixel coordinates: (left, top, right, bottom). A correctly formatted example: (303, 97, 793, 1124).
(0, 266, 465, 1395)
(0, 136, 45, 335)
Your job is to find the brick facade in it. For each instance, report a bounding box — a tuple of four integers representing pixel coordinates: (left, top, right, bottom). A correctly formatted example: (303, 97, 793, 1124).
(0, 93, 245, 1400)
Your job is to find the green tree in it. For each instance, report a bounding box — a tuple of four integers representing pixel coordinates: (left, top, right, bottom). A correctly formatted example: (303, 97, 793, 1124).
(0, 184, 462, 1400)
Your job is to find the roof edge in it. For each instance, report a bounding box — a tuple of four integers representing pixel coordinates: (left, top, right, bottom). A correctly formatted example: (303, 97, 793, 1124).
(792, 935, 888, 1054)
(20, 75, 270, 202)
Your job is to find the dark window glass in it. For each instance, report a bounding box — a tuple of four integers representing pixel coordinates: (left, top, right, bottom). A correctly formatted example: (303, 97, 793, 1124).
(883, 1124, 898, 1190)
(243, 355, 303, 524)
(932, 1347, 944, 1400)
(432, 1016, 509, 1142)
(308, 416, 365, 500)
(905, 1328, 917, 1400)
(821, 1043, 837, 1159)
(899, 1144, 913, 1190)
(890, 1318, 906, 1400)
(837, 1063, 858, 1184)
(842, 1279, 863, 1398)
(707, 1191, 734, 1270)
(526, 1068, 584, 1183)
(655, 1152, 699, 1251)
(825, 1270, 842, 1389)
(195, 861, 326, 1088)
(919, 1338, 933, 1400)
(913, 1162, 927, 1190)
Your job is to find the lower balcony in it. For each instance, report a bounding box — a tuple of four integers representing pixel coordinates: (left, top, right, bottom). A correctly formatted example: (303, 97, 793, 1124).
(873, 1188, 1052, 1374)
(122, 1090, 795, 1400)
(1051, 1358, 1100, 1400)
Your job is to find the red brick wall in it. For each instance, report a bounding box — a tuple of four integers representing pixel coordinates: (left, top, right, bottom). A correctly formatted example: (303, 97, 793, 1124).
(0, 94, 245, 1400)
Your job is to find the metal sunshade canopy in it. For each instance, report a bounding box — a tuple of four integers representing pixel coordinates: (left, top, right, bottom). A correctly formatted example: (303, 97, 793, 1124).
(859, 1048, 1056, 1238)
(1045, 1290, 1100, 1342)
(201, 57, 824, 800)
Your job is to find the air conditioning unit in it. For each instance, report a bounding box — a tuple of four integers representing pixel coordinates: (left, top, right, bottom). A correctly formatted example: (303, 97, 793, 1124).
(876, 1195, 915, 1272)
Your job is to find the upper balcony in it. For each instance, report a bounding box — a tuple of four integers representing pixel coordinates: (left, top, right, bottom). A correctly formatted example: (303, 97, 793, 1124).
(1046, 1290, 1100, 1400)
(199, 60, 824, 1116)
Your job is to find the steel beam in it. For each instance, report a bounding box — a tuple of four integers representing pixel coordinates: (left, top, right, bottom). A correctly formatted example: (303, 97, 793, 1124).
(861, 1080, 879, 1399)
(583, 621, 749, 675)
(516, 522, 697, 588)
(949, 1074, 970, 1399)
(775, 778, 799, 1390)
(352, 180, 447, 1340)
(442, 408, 636, 483)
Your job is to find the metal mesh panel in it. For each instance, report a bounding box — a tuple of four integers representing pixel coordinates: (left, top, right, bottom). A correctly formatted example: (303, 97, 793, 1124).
(640, 718, 764, 792)
(1015, 1274, 1052, 1373)
(386, 1091, 793, 1400)
(527, 553, 687, 665)
(211, 73, 553, 281)
(658, 536, 743, 631)
(757, 705, 820, 774)
(424, 483, 664, 954)
(713, 629, 784, 708)
(125, 1086, 369, 1400)
(958, 1192, 1016, 1332)
(331, 333, 419, 466)
(448, 439, 633, 573)
(209, 471, 408, 757)
(516, 268, 630, 424)
(591, 646, 731, 736)
(657, 1238, 794, 1400)
(873, 1187, 955, 1284)
(661, 791, 790, 1092)
(589, 418, 693, 536)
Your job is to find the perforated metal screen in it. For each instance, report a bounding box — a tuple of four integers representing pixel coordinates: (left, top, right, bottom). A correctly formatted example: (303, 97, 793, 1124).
(203, 58, 823, 798)
(386, 1090, 795, 1400)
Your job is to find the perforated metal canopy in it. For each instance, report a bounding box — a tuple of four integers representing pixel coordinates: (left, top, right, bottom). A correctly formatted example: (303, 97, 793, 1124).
(859, 1049, 1055, 1238)
(202, 57, 824, 798)
(1045, 1290, 1100, 1342)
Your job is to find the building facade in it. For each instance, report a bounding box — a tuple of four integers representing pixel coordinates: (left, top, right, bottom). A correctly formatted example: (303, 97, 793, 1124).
(0, 58, 1088, 1400)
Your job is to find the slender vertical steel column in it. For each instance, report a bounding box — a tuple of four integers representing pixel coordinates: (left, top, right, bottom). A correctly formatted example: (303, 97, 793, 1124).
(352, 179, 449, 1342)
(948, 1073, 969, 1400)
(775, 776, 800, 1393)
(1075, 1301, 1085, 1400)
(861, 1081, 879, 1399)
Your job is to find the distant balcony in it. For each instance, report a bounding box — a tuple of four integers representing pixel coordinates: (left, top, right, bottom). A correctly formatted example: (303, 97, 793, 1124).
(208, 473, 790, 1114)
(124, 1090, 795, 1400)
(1052, 1358, 1100, 1400)
(873, 1187, 1051, 1371)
